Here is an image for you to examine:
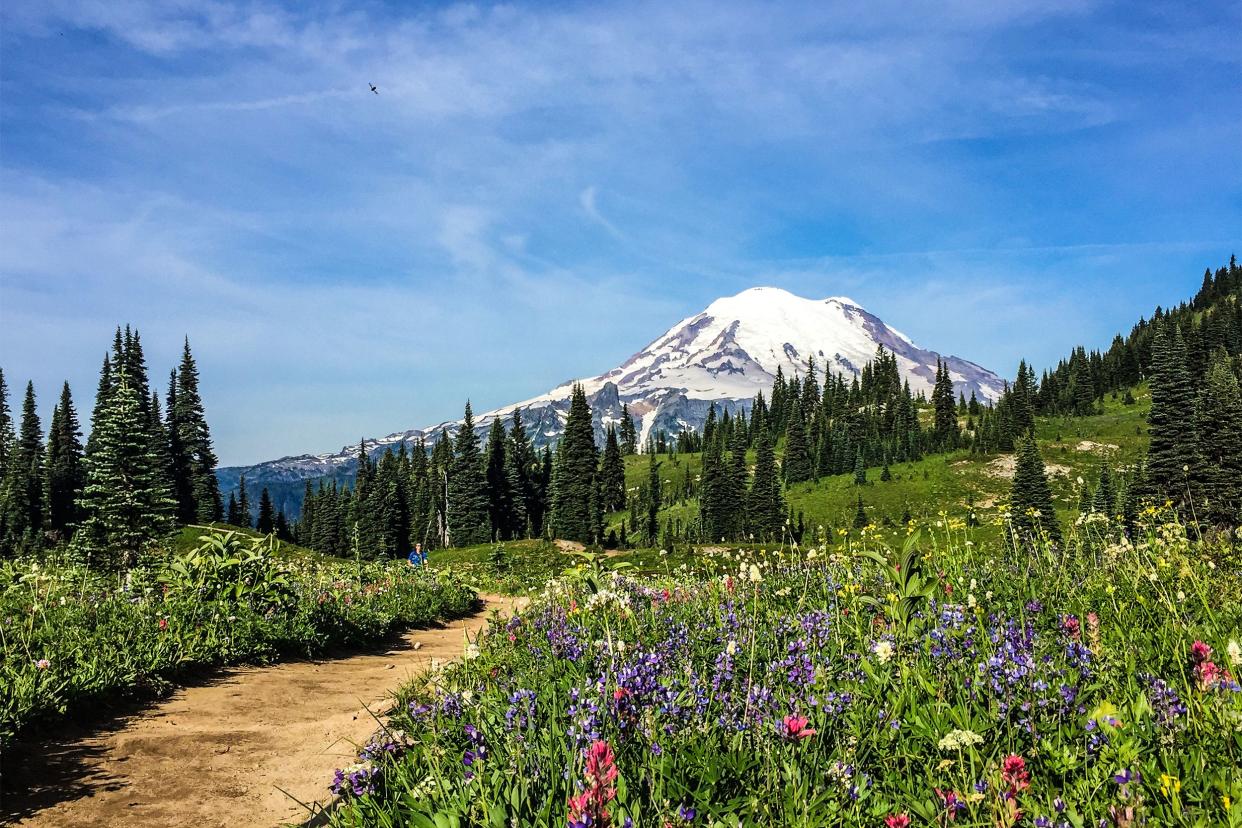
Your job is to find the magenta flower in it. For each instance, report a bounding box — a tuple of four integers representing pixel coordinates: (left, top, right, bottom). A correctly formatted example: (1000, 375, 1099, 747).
(781, 714, 817, 741)
(568, 739, 619, 827)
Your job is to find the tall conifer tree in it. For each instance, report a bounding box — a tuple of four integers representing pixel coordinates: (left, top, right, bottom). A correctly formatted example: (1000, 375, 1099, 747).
(484, 418, 517, 540)
(76, 369, 175, 567)
(256, 487, 275, 534)
(1194, 356, 1242, 524)
(551, 385, 599, 543)
(44, 382, 85, 540)
(449, 403, 491, 546)
(1145, 323, 1197, 505)
(173, 340, 221, 522)
(1, 382, 45, 552)
(600, 425, 626, 514)
(747, 429, 785, 540)
(1009, 433, 1060, 543)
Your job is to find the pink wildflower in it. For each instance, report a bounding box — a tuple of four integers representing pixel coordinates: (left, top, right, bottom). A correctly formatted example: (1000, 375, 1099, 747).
(1190, 640, 1212, 665)
(1061, 614, 1081, 640)
(781, 714, 817, 741)
(884, 815, 911, 828)
(568, 740, 618, 827)
(35, 658, 50, 670)
(1002, 754, 1030, 795)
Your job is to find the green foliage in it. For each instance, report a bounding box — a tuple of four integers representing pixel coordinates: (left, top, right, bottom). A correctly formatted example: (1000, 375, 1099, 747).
(162, 528, 294, 611)
(0, 528, 476, 744)
(855, 530, 935, 634)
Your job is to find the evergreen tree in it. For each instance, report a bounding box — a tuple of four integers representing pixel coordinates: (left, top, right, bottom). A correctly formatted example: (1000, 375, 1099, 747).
(932, 359, 959, 449)
(256, 487, 275, 534)
(484, 418, 518, 540)
(1009, 434, 1060, 543)
(853, 494, 868, 529)
(274, 510, 292, 541)
(1144, 323, 1198, 505)
(507, 410, 535, 537)
(619, 403, 638, 456)
(76, 369, 175, 567)
(0, 369, 13, 478)
(1010, 361, 1036, 435)
(723, 423, 750, 540)
(44, 382, 85, 540)
(1068, 351, 1096, 416)
(698, 431, 726, 541)
(853, 449, 867, 486)
(551, 385, 599, 543)
(600, 425, 626, 514)
(238, 475, 253, 528)
(1194, 356, 1242, 524)
(1, 382, 45, 553)
(747, 429, 785, 540)
(643, 452, 661, 544)
(165, 368, 194, 521)
(782, 402, 814, 484)
(173, 340, 221, 522)
(449, 402, 491, 546)
(227, 492, 241, 526)
(1091, 463, 1115, 515)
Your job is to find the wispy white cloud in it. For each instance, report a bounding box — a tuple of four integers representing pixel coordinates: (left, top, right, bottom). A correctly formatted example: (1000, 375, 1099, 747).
(2, 0, 1238, 463)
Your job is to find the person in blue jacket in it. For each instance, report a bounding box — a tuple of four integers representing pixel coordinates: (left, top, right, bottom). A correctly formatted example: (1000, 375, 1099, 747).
(407, 541, 428, 568)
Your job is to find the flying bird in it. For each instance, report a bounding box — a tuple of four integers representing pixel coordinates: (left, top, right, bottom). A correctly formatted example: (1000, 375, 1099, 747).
(369, 83, 378, 95)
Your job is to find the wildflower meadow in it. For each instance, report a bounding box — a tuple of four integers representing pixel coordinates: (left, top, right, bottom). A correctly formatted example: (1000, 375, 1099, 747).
(327, 514, 1242, 828)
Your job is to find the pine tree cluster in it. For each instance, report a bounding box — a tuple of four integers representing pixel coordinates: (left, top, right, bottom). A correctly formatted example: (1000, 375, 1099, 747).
(0, 328, 221, 567)
(292, 406, 556, 556)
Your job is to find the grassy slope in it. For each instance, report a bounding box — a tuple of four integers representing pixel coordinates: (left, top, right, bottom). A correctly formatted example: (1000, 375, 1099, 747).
(172, 523, 341, 561)
(609, 385, 1152, 545)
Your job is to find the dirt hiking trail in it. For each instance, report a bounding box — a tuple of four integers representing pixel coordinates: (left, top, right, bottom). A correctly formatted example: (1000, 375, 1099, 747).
(2, 594, 527, 828)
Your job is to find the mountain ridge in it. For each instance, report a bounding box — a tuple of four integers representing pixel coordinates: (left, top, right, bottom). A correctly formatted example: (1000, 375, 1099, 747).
(217, 287, 1007, 514)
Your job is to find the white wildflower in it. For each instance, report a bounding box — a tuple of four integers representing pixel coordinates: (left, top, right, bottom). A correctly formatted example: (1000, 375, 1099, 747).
(464, 643, 481, 660)
(938, 729, 984, 751)
(873, 640, 895, 664)
(1228, 640, 1242, 666)
(726, 639, 738, 657)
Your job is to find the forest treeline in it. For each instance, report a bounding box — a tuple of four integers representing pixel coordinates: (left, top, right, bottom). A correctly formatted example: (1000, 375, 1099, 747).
(2, 258, 1238, 562)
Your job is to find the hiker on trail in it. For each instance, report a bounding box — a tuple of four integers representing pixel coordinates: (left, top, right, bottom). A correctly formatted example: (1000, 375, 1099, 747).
(407, 542, 428, 568)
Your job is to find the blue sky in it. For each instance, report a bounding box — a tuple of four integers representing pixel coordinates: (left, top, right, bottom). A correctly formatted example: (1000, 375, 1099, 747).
(1, 0, 1238, 465)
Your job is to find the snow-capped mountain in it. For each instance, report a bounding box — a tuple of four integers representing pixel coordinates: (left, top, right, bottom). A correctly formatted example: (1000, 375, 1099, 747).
(217, 287, 1005, 515)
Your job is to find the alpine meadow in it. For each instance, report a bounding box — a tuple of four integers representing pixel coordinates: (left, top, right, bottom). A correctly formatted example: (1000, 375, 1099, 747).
(1, 3, 1240, 828)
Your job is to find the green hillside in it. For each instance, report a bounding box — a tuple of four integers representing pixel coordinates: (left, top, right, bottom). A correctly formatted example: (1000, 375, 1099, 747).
(608, 384, 1152, 547)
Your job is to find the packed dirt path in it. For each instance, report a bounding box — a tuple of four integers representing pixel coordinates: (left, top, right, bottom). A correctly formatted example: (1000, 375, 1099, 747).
(2, 594, 528, 828)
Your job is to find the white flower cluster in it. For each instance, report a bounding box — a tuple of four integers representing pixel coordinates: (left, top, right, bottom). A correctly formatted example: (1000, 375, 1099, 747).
(872, 640, 895, 664)
(585, 589, 632, 612)
(937, 729, 984, 751)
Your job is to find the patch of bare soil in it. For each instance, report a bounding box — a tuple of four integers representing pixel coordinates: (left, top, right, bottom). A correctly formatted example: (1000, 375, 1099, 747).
(982, 455, 1072, 480)
(1075, 440, 1118, 453)
(3, 595, 526, 828)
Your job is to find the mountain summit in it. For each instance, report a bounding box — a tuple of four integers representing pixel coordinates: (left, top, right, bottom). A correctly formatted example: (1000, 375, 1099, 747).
(217, 288, 1005, 511)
